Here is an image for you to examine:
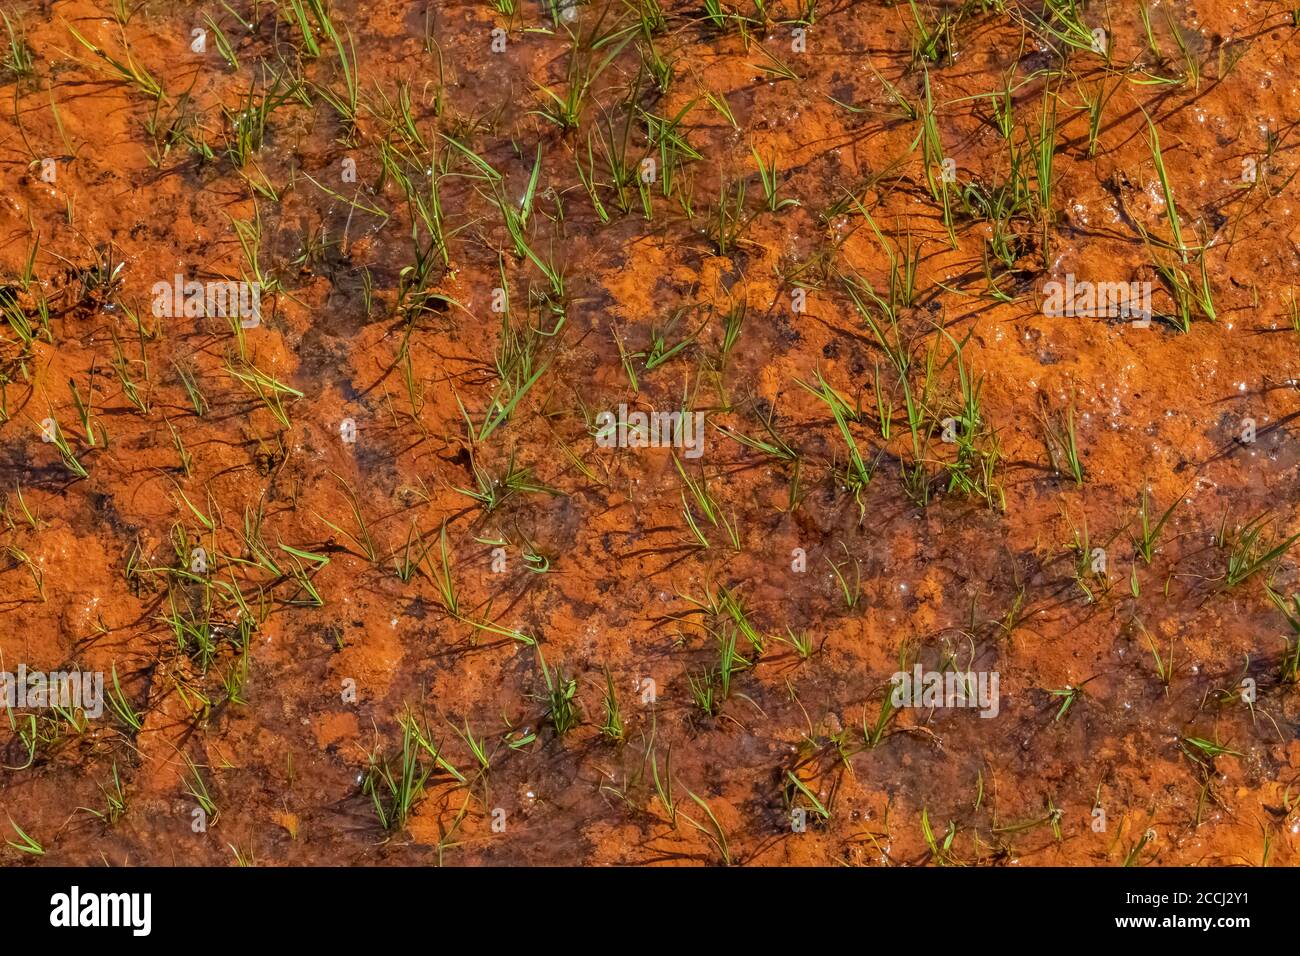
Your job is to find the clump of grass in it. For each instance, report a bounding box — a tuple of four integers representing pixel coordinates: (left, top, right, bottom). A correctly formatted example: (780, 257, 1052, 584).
(786, 771, 831, 823)
(313, 474, 378, 563)
(776, 627, 815, 660)
(456, 451, 559, 515)
(537, 647, 579, 736)
(1179, 735, 1242, 765)
(65, 20, 163, 100)
(687, 667, 719, 716)
(1032, 86, 1058, 266)
(1133, 489, 1180, 564)
(647, 736, 678, 825)
(1136, 620, 1175, 692)
(226, 360, 303, 429)
(1123, 826, 1158, 867)
(393, 520, 432, 583)
(1, 13, 34, 78)
(107, 664, 142, 732)
(863, 683, 900, 748)
(799, 370, 873, 516)
(682, 789, 732, 865)
(1267, 587, 1300, 683)
(82, 762, 128, 824)
(182, 756, 219, 825)
(675, 454, 739, 551)
(598, 667, 624, 742)
(917, 70, 956, 248)
(364, 707, 465, 832)
(5, 817, 43, 855)
(531, 18, 629, 133)
(363, 710, 437, 832)
(708, 173, 749, 255)
(5, 545, 44, 601)
(1047, 675, 1097, 722)
(1224, 514, 1300, 588)
(752, 146, 799, 211)
(426, 523, 535, 645)
(938, 331, 1003, 510)
(904, 0, 957, 66)
(826, 544, 862, 609)
(1041, 401, 1084, 485)
(39, 415, 89, 479)
(920, 806, 958, 865)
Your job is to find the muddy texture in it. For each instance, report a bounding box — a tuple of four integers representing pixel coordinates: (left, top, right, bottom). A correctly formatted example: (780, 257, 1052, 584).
(1, 0, 1300, 866)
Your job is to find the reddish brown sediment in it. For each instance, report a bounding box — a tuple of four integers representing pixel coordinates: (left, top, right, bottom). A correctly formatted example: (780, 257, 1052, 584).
(0, 0, 1298, 866)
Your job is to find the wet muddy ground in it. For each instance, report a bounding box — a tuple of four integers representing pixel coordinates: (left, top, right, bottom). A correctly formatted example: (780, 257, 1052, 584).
(2, 0, 1300, 865)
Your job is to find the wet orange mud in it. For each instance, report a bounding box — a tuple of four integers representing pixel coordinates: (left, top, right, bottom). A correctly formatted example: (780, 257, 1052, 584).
(1, 0, 1300, 866)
